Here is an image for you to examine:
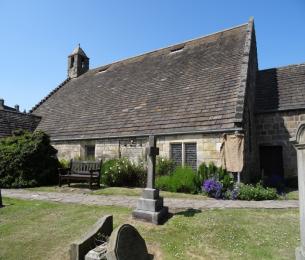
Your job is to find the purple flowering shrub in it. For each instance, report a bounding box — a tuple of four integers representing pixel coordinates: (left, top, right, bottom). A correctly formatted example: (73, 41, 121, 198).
(203, 179, 223, 198)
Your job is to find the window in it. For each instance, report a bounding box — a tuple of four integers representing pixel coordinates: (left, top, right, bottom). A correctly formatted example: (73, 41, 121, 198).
(185, 143, 197, 171)
(70, 57, 74, 68)
(170, 142, 197, 170)
(170, 143, 182, 167)
(85, 145, 95, 160)
(81, 57, 85, 68)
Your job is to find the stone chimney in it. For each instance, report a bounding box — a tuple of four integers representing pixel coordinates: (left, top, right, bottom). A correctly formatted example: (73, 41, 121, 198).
(15, 105, 20, 112)
(68, 44, 89, 78)
(0, 99, 4, 109)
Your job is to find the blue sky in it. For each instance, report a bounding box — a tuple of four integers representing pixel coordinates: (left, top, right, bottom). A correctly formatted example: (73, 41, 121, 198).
(0, 0, 304, 111)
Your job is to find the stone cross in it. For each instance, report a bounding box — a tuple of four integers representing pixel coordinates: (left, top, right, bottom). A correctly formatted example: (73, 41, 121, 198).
(132, 135, 168, 224)
(146, 135, 159, 189)
(291, 122, 305, 260)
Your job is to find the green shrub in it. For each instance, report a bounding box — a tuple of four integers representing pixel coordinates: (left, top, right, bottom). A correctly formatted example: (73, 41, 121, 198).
(0, 130, 59, 188)
(101, 158, 146, 187)
(59, 159, 70, 169)
(156, 156, 175, 176)
(237, 183, 278, 201)
(198, 162, 234, 192)
(156, 166, 201, 194)
(197, 162, 217, 181)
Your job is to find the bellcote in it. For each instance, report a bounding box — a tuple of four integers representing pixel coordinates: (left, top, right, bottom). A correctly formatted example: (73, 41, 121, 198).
(68, 44, 89, 78)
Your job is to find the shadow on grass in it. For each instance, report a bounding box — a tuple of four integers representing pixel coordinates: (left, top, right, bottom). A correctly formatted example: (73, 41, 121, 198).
(174, 208, 202, 217)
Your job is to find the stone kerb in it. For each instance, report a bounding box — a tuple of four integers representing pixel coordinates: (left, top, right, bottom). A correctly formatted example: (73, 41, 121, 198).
(70, 215, 113, 260)
(290, 122, 305, 260)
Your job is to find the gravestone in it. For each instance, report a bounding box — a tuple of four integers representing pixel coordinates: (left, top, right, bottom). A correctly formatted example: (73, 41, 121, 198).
(105, 224, 149, 260)
(132, 135, 168, 224)
(291, 122, 305, 260)
(70, 215, 113, 260)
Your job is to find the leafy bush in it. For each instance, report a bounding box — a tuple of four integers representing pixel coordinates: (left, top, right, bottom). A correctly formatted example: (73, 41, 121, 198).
(0, 130, 59, 188)
(156, 166, 201, 194)
(59, 159, 70, 169)
(264, 174, 285, 193)
(156, 156, 175, 176)
(198, 162, 218, 181)
(237, 183, 278, 201)
(101, 158, 146, 187)
(223, 186, 239, 200)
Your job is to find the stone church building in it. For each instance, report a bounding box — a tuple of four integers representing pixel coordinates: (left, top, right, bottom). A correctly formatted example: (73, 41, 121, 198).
(29, 18, 305, 183)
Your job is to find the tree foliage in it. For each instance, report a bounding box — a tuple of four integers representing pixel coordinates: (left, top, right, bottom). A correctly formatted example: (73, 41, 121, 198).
(0, 130, 59, 188)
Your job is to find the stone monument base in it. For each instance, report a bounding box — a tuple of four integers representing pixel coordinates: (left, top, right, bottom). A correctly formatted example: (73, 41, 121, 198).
(132, 188, 168, 225)
(296, 247, 305, 260)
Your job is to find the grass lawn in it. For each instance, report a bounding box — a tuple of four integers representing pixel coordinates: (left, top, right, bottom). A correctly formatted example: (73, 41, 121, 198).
(28, 185, 208, 200)
(0, 197, 299, 260)
(285, 190, 299, 200)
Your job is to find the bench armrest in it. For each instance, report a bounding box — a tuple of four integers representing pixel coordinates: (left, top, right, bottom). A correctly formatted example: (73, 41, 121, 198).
(58, 168, 69, 176)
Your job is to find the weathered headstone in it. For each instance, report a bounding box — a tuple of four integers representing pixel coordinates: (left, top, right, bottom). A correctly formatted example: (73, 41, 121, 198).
(132, 135, 168, 224)
(105, 224, 149, 260)
(291, 122, 305, 260)
(70, 215, 113, 260)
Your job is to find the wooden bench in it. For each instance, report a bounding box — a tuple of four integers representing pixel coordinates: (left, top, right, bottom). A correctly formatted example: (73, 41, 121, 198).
(58, 160, 102, 189)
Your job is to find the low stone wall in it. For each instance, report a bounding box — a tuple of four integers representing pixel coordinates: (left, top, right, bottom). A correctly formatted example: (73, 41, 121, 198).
(256, 109, 305, 178)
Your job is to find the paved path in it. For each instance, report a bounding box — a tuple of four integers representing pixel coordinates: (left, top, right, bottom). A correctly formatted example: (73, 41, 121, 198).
(2, 189, 299, 210)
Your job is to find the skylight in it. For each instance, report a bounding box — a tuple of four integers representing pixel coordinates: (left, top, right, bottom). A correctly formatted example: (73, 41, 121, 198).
(170, 44, 185, 54)
(96, 66, 110, 73)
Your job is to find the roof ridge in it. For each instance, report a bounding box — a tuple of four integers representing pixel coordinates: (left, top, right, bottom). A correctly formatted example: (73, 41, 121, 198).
(90, 22, 248, 73)
(233, 17, 255, 124)
(1, 108, 41, 118)
(259, 62, 305, 72)
(30, 78, 71, 113)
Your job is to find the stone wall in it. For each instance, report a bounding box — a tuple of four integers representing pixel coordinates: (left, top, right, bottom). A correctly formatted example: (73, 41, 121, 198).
(240, 19, 259, 182)
(52, 133, 223, 168)
(255, 109, 305, 178)
(53, 142, 81, 160)
(158, 134, 223, 168)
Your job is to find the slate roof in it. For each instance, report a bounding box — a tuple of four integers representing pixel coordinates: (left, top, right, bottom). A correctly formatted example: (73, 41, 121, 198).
(2, 105, 16, 112)
(0, 99, 17, 112)
(256, 63, 305, 112)
(69, 45, 88, 58)
(0, 110, 41, 138)
(32, 22, 252, 141)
